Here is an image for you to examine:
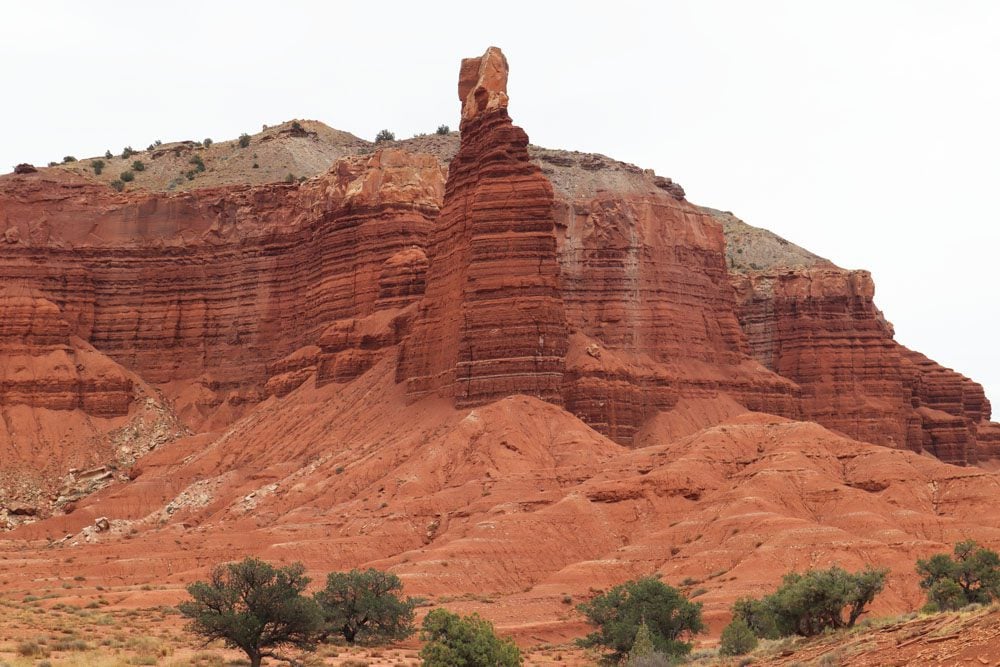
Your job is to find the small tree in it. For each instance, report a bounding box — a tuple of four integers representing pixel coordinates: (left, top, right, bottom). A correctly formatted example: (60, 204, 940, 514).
(374, 129, 395, 143)
(120, 170, 135, 182)
(178, 558, 322, 667)
(110, 179, 125, 191)
(63, 155, 77, 163)
(132, 160, 145, 172)
(104, 149, 113, 159)
(733, 566, 887, 638)
(239, 133, 252, 148)
(190, 155, 206, 172)
(435, 125, 450, 135)
(917, 541, 1000, 609)
(719, 618, 757, 656)
(314, 569, 417, 645)
(203, 137, 213, 147)
(576, 577, 704, 662)
(121, 146, 135, 159)
(419, 609, 521, 667)
(91, 159, 105, 175)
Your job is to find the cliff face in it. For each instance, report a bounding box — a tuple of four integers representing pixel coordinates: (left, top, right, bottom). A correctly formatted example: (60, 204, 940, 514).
(0, 151, 443, 398)
(732, 268, 994, 465)
(0, 46, 996, 523)
(398, 48, 568, 406)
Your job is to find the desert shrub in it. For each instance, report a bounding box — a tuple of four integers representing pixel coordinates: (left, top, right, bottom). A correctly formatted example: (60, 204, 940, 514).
(314, 568, 417, 645)
(104, 149, 113, 159)
(121, 146, 135, 159)
(284, 173, 295, 183)
(291, 120, 303, 132)
(91, 159, 105, 174)
(419, 609, 521, 666)
(178, 557, 322, 667)
(120, 171, 134, 182)
(239, 133, 251, 148)
(917, 541, 1000, 610)
(189, 155, 205, 172)
(203, 138, 213, 147)
(47, 161, 58, 167)
(374, 129, 395, 143)
(719, 618, 757, 656)
(154, 139, 162, 147)
(252, 162, 259, 169)
(110, 179, 125, 191)
(436, 125, 450, 135)
(576, 576, 704, 662)
(625, 621, 674, 665)
(733, 566, 887, 638)
(147, 144, 154, 151)
(17, 640, 48, 657)
(627, 654, 673, 667)
(132, 160, 145, 172)
(63, 155, 77, 163)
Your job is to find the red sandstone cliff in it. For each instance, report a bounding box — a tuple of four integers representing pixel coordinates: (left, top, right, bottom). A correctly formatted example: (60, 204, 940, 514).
(1, 48, 996, 517)
(1, 45, 1000, 646)
(398, 47, 568, 406)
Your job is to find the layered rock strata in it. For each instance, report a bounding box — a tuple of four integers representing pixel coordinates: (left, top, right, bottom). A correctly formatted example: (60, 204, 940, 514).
(398, 47, 569, 406)
(733, 268, 995, 464)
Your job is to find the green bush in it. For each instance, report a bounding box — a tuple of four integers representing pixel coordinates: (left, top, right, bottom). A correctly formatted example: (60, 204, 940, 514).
(104, 150, 113, 159)
(576, 576, 704, 662)
(121, 146, 135, 159)
(284, 173, 295, 183)
(132, 160, 145, 172)
(436, 125, 450, 135)
(419, 609, 521, 667)
(374, 129, 395, 143)
(120, 171, 135, 182)
(189, 155, 205, 172)
(48, 161, 58, 167)
(314, 569, 417, 645)
(291, 121, 303, 132)
(917, 541, 1000, 610)
(178, 558, 322, 667)
(92, 159, 105, 175)
(203, 138, 213, 148)
(62, 155, 77, 163)
(110, 180, 125, 191)
(733, 566, 887, 638)
(239, 133, 251, 148)
(719, 618, 757, 656)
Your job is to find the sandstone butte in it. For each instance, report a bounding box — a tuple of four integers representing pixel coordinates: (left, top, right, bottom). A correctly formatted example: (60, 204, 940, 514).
(1, 47, 1000, 648)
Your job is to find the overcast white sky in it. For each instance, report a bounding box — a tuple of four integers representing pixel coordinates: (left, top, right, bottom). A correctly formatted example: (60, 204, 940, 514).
(2, 1, 998, 409)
